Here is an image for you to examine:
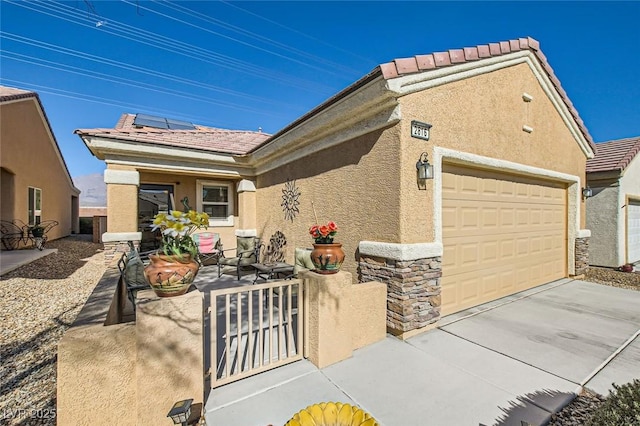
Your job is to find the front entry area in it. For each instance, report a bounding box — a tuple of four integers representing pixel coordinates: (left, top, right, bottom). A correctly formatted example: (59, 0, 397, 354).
(441, 164, 567, 315)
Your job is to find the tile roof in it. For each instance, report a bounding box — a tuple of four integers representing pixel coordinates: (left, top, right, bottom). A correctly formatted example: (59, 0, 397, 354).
(255, 37, 595, 154)
(586, 137, 640, 174)
(0, 86, 37, 101)
(75, 113, 271, 155)
(377, 36, 595, 152)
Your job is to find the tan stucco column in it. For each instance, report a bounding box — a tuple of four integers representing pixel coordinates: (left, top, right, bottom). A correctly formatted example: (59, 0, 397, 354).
(103, 168, 141, 241)
(301, 270, 386, 368)
(136, 289, 204, 425)
(236, 179, 257, 237)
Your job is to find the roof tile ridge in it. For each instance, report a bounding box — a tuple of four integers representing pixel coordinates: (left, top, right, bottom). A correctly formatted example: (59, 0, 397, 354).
(380, 36, 540, 79)
(614, 138, 640, 170)
(378, 36, 594, 149)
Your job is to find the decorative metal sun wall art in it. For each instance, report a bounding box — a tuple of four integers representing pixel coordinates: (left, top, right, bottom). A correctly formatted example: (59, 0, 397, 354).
(281, 179, 301, 222)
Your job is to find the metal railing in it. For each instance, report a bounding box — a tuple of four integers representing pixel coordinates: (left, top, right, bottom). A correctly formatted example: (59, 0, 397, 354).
(209, 279, 305, 388)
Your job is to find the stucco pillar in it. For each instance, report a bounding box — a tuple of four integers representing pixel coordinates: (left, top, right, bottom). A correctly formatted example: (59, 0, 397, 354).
(103, 168, 142, 265)
(301, 270, 386, 368)
(236, 179, 257, 237)
(135, 289, 204, 425)
(302, 270, 354, 368)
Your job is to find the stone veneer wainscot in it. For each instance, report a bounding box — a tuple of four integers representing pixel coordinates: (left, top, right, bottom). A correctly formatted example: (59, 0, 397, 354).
(575, 236, 589, 276)
(359, 254, 441, 334)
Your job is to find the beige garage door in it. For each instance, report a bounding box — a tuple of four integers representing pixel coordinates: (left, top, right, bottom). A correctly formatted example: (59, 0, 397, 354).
(441, 165, 567, 316)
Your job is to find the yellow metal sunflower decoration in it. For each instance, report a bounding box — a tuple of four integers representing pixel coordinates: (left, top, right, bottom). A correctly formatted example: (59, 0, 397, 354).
(284, 402, 379, 426)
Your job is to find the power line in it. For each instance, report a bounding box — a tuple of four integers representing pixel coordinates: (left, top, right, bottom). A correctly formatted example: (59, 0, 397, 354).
(0, 32, 305, 111)
(143, 0, 364, 77)
(219, 0, 376, 64)
(1, 51, 293, 118)
(7, 0, 338, 94)
(0, 78, 268, 131)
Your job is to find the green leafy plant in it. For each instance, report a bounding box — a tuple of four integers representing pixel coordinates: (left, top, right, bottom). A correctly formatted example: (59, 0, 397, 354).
(586, 379, 640, 426)
(151, 210, 209, 258)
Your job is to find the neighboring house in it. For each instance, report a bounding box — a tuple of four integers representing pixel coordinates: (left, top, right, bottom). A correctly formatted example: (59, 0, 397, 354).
(0, 86, 80, 243)
(76, 37, 595, 337)
(586, 137, 640, 268)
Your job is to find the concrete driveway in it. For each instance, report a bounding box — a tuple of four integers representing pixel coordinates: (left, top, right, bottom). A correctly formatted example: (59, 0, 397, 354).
(205, 279, 640, 426)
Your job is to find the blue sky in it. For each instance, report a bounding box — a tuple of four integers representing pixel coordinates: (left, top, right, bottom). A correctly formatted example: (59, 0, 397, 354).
(1, 1, 639, 178)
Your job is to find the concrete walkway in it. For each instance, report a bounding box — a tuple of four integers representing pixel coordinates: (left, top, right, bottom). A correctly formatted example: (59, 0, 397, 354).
(0, 248, 57, 276)
(205, 279, 640, 426)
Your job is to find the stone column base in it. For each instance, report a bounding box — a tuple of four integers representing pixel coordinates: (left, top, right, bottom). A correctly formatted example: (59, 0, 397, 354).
(359, 255, 442, 336)
(574, 236, 590, 276)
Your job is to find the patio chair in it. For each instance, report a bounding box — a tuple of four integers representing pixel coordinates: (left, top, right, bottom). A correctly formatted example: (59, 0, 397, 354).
(217, 236, 261, 280)
(193, 232, 222, 266)
(293, 247, 314, 277)
(117, 241, 152, 307)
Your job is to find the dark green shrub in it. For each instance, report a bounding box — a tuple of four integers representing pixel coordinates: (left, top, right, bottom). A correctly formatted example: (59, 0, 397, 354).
(587, 379, 640, 426)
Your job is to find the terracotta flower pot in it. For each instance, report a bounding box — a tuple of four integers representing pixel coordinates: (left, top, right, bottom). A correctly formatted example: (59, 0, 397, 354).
(144, 253, 200, 297)
(310, 243, 345, 274)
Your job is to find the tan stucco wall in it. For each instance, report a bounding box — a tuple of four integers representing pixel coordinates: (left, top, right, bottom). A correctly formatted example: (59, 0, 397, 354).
(58, 269, 204, 425)
(256, 127, 401, 277)
(399, 62, 588, 242)
(255, 63, 588, 276)
(136, 289, 204, 425)
(57, 323, 137, 425)
(0, 98, 79, 239)
(107, 183, 139, 233)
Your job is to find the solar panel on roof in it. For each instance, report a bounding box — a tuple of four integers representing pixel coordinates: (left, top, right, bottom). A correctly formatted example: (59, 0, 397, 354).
(167, 118, 196, 130)
(133, 113, 196, 130)
(134, 113, 168, 129)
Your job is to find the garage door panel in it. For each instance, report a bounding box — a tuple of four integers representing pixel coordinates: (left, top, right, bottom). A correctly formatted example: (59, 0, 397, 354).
(442, 166, 567, 316)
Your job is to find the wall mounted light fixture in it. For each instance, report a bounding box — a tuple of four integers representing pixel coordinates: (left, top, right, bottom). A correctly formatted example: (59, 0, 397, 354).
(582, 186, 593, 199)
(167, 399, 193, 426)
(416, 152, 434, 183)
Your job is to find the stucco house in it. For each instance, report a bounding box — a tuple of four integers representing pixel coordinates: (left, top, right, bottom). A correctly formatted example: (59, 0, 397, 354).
(586, 137, 640, 268)
(1, 86, 80, 244)
(76, 37, 595, 337)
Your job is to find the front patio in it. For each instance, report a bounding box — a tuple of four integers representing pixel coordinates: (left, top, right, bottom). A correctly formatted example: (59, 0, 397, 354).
(57, 258, 386, 425)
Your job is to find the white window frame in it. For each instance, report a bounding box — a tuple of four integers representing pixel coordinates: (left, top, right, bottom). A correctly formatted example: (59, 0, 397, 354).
(28, 186, 42, 225)
(196, 180, 234, 227)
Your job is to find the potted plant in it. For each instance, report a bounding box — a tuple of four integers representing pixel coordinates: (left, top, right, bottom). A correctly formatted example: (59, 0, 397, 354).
(30, 224, 45, 238)
(144, 210, 209, 297)
(309, 221, 345, 274)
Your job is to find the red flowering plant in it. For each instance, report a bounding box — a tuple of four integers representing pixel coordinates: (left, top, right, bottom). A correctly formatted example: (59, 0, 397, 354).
(309, 221, 338, 244)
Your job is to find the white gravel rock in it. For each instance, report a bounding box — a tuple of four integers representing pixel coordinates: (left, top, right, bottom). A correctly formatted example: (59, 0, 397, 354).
(0, 236, 105, 425)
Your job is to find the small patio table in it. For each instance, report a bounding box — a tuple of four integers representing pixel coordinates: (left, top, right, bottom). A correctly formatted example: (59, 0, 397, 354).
(251, 262, 294, 284)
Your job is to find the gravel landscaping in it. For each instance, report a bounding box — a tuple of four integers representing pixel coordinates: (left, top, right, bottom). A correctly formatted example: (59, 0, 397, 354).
(0, 236, 105, 425)
(0, 237, 637, 425)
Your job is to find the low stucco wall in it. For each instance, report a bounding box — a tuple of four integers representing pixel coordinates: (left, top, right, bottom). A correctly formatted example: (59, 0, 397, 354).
(57, 267, 137, 425)
(302, 271, 387, 368)
(57, 323, 136, 425)
(57, 268, 204, 425)
(135, 289, 204, 425)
